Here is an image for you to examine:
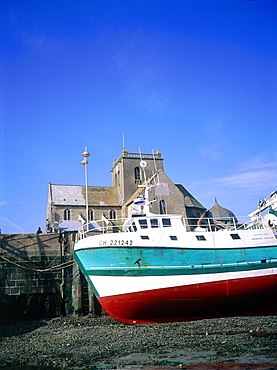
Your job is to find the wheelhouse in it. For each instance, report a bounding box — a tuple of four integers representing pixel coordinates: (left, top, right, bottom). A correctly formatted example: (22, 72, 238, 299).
(122, 214, 184, 232)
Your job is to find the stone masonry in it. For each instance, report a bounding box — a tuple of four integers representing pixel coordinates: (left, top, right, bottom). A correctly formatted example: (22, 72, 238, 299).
(0, 232, 100, 324)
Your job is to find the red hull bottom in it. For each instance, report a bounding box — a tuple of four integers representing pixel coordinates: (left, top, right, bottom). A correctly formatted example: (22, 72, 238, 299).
(98, 274, 277, 324)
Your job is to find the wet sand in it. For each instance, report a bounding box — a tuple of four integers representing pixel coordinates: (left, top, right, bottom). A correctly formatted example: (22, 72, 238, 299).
(0, 314, 276, 369)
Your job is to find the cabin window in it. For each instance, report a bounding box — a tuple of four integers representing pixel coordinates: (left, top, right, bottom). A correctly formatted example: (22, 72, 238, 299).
(159, 199, 166, 214)
(139, 219, 148, 229)
(141, 235, 149, 240)
(88, 209, 93, 221)
(150, 219, 159, 228)
(110, 210, 116, 220)
(231, 234, 240, 240)
(162, 218, 171, 227)
(64, 209, 70, 220)
(132, 221, 137, 232)
(170, 236, 178, 240)
(196, 235, 206, 241)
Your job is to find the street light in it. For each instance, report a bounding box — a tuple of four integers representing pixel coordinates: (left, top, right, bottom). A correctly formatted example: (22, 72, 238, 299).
(81, 147, 90, 231)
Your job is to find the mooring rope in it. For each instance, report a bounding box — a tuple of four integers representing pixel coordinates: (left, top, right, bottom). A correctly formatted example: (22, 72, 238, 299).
(0, 251, 75, 272)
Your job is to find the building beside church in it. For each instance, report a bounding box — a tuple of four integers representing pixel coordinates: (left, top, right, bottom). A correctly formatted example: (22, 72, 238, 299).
(208, 198, 238, 227)
(46, 148, 207, 232)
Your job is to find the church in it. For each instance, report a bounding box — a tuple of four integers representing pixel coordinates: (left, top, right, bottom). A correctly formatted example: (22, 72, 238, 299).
(45, 148, 234, 233)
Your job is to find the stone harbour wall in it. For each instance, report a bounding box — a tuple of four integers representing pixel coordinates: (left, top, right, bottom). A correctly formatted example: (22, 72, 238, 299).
(0, 232, 101, 324)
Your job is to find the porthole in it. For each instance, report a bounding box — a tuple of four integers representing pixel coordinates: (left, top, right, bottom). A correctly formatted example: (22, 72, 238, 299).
(196, 235, 206, 241)
(231, 234, 240, 240)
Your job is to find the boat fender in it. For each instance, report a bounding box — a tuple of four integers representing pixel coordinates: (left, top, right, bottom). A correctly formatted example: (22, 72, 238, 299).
(197, 211, 207, 227)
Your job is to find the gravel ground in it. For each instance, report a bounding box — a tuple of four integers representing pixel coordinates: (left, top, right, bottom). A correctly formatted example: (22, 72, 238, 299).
(0, 314, 276, 370)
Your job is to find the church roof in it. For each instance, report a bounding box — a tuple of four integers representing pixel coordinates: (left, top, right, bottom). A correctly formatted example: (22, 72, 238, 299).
(85, 186, 118, 206)
(50, 184, 118, 206)
(175, 184, 205, 209)
(209, 198, 237, 220)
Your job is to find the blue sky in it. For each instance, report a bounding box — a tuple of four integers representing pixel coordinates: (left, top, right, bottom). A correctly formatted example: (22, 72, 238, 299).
(0, 0, 276, 234)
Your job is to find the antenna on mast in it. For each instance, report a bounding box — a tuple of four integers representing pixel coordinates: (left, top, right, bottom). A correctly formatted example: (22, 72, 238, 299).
(152, 149, 160, 185)
(122, 133, 125, 150)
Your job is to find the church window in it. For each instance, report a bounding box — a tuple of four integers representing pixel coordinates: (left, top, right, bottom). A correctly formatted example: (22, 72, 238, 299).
(159, 199, 166, 214)
(110, 210, 116, 220)
(134, 167, 141, 184)
(88, 209, 93, 221)
(64, 209, 70, 220)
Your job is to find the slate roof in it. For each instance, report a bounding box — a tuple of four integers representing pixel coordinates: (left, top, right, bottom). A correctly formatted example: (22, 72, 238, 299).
(85, 186, 118, 206)
(209, 199, 237, 220)
(175, 184, 205, 209)
(51, 185, 85, 205)
(50, 184, 118, 206)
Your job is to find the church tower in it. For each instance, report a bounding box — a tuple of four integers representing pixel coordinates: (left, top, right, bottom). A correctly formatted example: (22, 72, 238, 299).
(111, 148, 164, 205)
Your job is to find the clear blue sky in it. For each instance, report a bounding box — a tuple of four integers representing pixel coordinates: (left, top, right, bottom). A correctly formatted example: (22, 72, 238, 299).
(0, 0, 276, 234)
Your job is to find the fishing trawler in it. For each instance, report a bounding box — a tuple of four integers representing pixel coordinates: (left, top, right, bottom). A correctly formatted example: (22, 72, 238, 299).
(73, 163, 277, 324)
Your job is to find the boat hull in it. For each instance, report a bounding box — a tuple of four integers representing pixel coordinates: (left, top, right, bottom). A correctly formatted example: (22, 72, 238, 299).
(99, 272, 277, 324)
(74, 245, 277, 324)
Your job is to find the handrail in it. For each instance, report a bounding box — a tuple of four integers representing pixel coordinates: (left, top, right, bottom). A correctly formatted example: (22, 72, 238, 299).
(76, 214, 269, 240)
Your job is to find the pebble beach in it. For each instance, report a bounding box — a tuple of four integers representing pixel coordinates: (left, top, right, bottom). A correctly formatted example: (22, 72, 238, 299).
(0, 314, 276, 370)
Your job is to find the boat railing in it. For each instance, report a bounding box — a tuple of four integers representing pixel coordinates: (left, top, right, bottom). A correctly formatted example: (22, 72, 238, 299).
(77, 219, 125, 240)
(183, 216, 265, 231)
(76, 214, 268, 240)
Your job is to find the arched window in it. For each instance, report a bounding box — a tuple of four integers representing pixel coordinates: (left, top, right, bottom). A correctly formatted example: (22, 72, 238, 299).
(88, 209, 93, 221)
(64, 209, 70, 220)
(159, 200, 166, 215)
(110, 210, 116, 220)
(134, 167, 141, 183)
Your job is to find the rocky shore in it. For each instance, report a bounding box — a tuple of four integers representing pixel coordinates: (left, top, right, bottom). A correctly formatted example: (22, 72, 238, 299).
(0, 314, 276, 369)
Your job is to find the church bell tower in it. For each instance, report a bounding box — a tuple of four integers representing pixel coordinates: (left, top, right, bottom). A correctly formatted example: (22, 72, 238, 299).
(111, 148, 164, 205)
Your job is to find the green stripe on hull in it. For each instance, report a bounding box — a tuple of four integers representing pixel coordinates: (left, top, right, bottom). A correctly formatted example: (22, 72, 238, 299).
(77, 260, 277, 277)
(74, 244, 277, 279)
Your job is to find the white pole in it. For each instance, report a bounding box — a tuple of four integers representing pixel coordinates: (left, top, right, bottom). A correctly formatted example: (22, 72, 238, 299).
(81, 147, 90, 231)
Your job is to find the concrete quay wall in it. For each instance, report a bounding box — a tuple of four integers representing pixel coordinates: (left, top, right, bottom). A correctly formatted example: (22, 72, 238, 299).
(0, 233, 101, 324)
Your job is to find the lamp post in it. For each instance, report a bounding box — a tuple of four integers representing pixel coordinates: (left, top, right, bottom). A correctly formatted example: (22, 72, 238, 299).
(81, 147, 90, 231)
